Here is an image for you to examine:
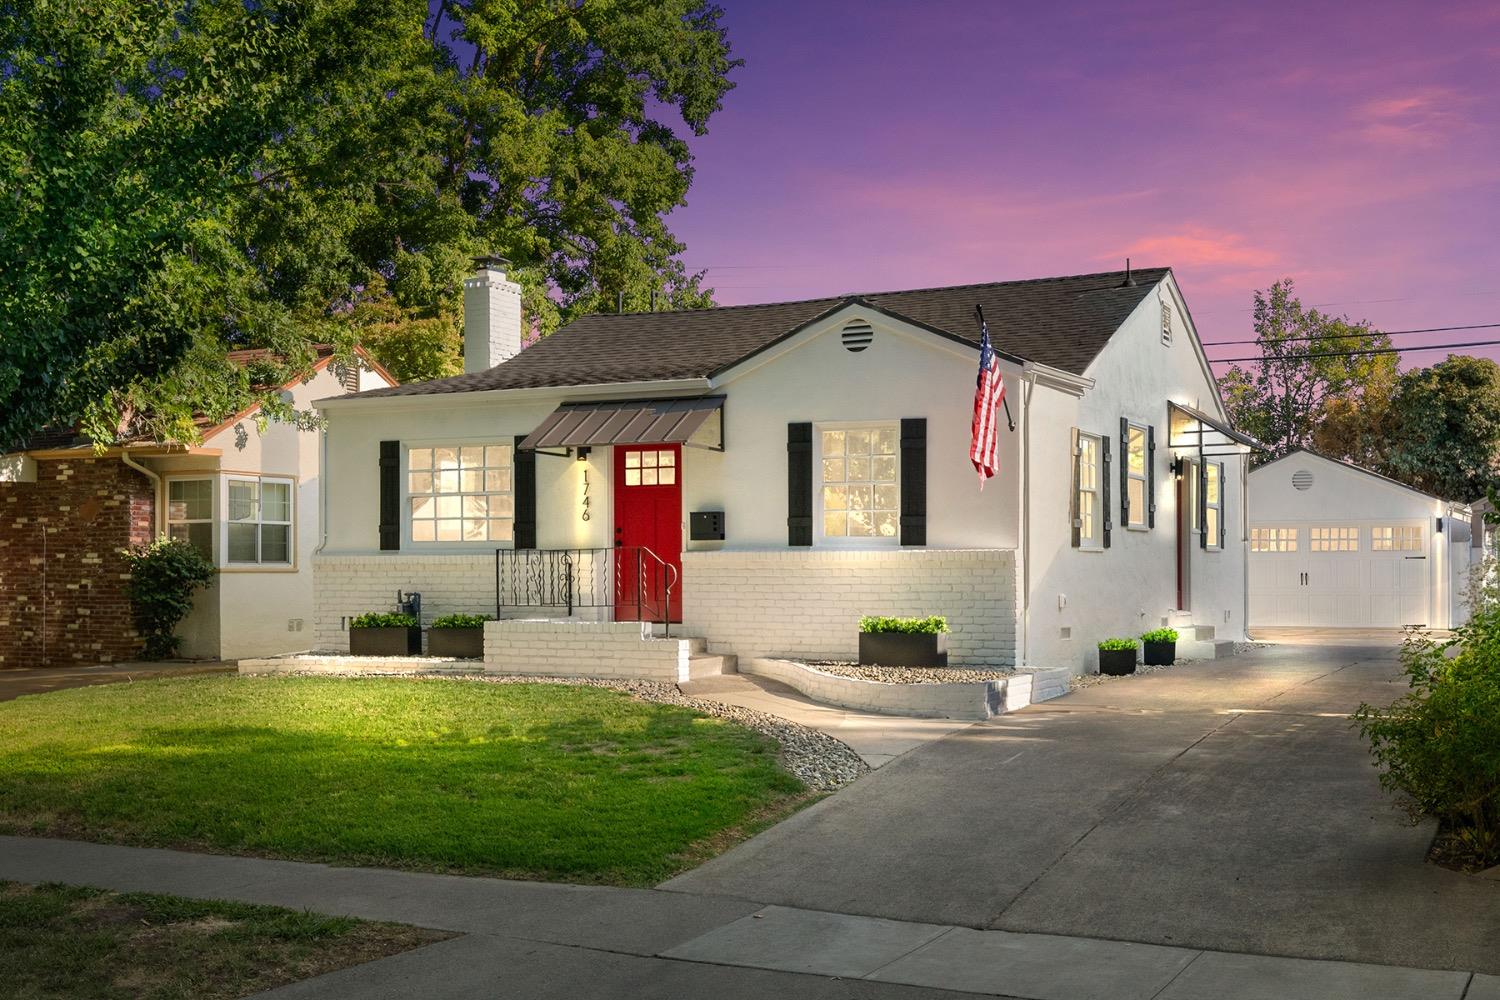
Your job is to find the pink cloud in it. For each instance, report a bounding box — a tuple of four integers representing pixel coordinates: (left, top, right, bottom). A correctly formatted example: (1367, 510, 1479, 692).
(1103, 227, 1280, 270)
(1355, 86, 1473, 148)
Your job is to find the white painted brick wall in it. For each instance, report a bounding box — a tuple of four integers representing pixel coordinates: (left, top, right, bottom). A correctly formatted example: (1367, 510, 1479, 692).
(744, 657, 998, 719)
(682, 549, 1019, 666)
(484, 620, 696, 683)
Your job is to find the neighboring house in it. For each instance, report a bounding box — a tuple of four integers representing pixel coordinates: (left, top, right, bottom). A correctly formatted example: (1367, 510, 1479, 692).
(313, 259, 1249, 675)
(0, 347, 396, 667)
(1247, 449, 1473, 630)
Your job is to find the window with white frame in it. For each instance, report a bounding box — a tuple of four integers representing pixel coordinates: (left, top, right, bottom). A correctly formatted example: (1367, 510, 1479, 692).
(1251, 527, 1297, 552)
(407, 444, 514, 543)
(227, 477, 293, 564)
(1075, 432, 1102, 547)
(1205, 463, 1222, 549)
(1310, 526, 1359, 552)
(1126, 423, 1147, 529)
(1372, 525, 1422, 551)
(167, 479, 214, 559)
(819, 425, 899, 541)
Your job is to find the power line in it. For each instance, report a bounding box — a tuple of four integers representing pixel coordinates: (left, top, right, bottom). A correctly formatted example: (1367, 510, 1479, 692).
(1201, 322, 1500, 348)
(1211, 337, 1500, 364)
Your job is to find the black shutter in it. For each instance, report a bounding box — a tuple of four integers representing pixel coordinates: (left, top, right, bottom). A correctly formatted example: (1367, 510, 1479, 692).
(900, 418, 927, 546)
(1119, 417, 1131, 528)
(378, 440, 400, 551)
(513, 435, 536, 549)
(1069, 428, 1081, 548)
(787, 422, 813, 546)
(1218, 461, 1227, 549)
(1147, 425, 1157, 529)
(1198, 460, 1209, 550)
(1101, 434, 1112, 549)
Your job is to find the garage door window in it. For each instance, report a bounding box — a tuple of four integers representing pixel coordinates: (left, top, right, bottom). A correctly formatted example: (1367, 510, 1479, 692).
(1251, 527, 1297, 552)
(1311, 526, 1359, 552)
(1372, 526, 1421, 551)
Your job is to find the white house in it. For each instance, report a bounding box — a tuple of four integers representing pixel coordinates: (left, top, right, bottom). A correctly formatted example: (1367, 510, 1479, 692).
(312, 259, 1251, 675)
(1247, 450, 1473, 630)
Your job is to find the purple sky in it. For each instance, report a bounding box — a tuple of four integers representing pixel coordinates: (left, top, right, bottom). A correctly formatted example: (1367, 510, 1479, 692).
(669, 0, 1500, 367)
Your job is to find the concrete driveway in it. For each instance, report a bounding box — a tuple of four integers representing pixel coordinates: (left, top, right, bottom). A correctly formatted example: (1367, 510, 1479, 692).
(664, 639, 1500, 974)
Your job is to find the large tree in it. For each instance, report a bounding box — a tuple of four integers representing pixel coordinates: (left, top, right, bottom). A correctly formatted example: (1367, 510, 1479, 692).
(1380, 355, 1500, 502)
(0, 0, 737, 450)
(1217, 279, 1396, 464)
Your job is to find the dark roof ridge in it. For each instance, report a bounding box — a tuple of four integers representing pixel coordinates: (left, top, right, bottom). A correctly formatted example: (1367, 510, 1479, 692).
(592, 266, 1171, 318)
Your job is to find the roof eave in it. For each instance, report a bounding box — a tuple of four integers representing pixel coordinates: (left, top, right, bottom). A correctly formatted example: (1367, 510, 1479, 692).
(314, 376, 715, 411)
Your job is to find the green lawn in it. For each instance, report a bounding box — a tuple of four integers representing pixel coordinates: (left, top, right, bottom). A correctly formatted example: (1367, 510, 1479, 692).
(0, 881, 446, 1000)
(0, 677, 806, 884)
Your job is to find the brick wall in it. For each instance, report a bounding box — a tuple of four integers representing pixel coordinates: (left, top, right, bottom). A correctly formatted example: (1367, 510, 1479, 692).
(484, 620, 696, 682)
(0, 457, 154, 667)
(681, 548, 1019, 666)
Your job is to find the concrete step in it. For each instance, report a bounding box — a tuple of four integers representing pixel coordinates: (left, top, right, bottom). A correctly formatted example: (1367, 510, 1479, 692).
(1180, 637, 1236, 660)
(677, 673, 757, 697)
(1190, 624, 1217, 641)
(686, 652, 737, 680)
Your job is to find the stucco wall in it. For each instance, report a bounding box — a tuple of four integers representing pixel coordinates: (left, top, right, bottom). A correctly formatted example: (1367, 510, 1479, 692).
(681, 548, 1018, 665)
(1022, 276, 1249, 673)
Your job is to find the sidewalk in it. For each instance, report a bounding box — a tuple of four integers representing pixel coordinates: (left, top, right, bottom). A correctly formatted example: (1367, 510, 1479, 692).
(0, 661, 234, 702)
(1, 836, 1492, 1000)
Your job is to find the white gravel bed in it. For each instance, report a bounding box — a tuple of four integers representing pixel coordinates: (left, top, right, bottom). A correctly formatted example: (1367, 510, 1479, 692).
(1069, 657, 1201, 689)
(244, 670, 868, 792)
(803, 661, 1015, 685)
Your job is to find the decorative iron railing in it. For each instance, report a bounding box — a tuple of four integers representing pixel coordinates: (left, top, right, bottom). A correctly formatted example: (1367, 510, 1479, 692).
(493, 546, 677, 633)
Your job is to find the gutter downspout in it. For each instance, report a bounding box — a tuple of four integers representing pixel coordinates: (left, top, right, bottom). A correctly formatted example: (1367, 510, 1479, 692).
(312, 424, 330, 555)
(1020, 372, 1035, 667)
(1241, 456, 1250, 640)
(121, 449, 163, 536)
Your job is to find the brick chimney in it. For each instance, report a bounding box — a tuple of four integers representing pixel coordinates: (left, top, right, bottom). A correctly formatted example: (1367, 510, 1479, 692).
(463, 256, 523, 374)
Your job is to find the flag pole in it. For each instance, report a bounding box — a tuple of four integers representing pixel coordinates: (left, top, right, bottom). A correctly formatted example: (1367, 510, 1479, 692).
(975, 305, 1017, 432)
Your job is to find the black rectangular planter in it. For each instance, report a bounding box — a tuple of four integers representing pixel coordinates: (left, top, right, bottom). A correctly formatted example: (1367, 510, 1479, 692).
(858, 631, 948, 667)
(427, 627, 484, 659)
(1143, 640, 1176, 666)
(1098, 647, 1138, 676)
(349, 626, 422, 656)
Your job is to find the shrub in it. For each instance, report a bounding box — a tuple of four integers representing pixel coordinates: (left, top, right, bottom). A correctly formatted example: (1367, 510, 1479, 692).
(1141, 628, 1179, 643)
(430, 613, 491, 629)
(349, 612, 419, 629)
(1353, 610, 1500, 868)
(858, 615, 949, 635)
(121, 537, 216, 660)
(1097, 637, 1138, 651)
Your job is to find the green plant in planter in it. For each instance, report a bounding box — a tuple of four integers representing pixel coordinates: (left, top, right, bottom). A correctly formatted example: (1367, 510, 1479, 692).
(121, 537, 216, 659)
(1097, 637, 1139, 651)
(859, 615, 949, 635)
(1140, 628, 1179, 643)
(430, 614, 492, 629)
(350, 612, 420, 629)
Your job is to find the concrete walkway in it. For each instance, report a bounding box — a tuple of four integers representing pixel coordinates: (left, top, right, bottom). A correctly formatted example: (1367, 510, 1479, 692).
(0, 661, 234, 702)
(682, 673, 974, 766)
(0, 836, 1492, 1000)
(664, 640, 1500, 973)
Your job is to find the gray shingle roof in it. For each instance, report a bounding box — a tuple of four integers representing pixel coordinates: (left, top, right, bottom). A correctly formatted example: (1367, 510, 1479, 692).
(352, 267, 1171, 399)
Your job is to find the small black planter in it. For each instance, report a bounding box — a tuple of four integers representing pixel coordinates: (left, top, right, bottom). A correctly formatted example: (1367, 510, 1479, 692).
(349, 626, 421, 656)
(858, 631, 948, 667)
(1098, 647, 1138, 676)
(1143, 640, 1176, 666)
(427, 627, 484, 659)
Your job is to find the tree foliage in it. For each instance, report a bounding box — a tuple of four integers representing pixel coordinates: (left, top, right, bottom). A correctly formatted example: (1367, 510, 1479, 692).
(1380, 355, 1500, 502)
(1217, 280, 1396, 465)
(0, 0, 737, 450)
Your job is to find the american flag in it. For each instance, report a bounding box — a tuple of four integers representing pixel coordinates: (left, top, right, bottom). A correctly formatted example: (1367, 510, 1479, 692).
(969, 314, 1006, 487)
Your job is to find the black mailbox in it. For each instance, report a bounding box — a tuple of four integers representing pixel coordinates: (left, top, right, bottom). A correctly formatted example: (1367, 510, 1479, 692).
(690, 511, 725, 541)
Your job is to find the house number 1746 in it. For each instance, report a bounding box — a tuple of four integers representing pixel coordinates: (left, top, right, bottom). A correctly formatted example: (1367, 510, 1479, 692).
(581, 470, 591, 521)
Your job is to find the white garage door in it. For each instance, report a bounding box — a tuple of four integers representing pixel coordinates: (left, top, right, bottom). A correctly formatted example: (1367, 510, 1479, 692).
(1249, 521, 1430, 627)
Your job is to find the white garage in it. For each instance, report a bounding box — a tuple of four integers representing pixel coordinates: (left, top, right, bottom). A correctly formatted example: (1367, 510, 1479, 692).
(1247, 450, 1473, 630)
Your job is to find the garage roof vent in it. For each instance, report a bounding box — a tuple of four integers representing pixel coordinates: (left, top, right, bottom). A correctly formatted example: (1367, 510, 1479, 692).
(841, 319, 874, 353)
(1292, 469, 1314, 491)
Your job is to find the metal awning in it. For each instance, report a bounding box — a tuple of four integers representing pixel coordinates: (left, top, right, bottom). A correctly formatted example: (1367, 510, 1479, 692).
(1168, 402, 1264, 457)
(519, 396, 725, 452)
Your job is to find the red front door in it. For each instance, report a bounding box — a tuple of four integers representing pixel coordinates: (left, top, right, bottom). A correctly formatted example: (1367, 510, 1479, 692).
(614, 444, 683, 622)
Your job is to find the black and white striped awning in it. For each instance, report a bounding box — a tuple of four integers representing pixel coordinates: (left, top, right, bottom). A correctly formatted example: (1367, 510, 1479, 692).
(518, 396, 725, 452)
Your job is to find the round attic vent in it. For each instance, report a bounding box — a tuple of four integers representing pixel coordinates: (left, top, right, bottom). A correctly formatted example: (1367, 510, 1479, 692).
(1292, 469, 1314, 491)
(841, 319, 874, 353)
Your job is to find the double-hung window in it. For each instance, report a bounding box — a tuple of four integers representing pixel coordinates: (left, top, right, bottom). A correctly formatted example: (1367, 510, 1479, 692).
(1075, 432, 1102, 548)
(167, 479, 214, 559)
(227, 477, 293, 564)
(1204, 464, 1222, 550)
(408, 444, 514, 543)
(1125, 423, 1148, 529)
(819, 425, 899, 542)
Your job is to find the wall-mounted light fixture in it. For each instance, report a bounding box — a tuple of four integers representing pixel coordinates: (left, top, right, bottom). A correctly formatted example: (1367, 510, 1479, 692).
(576, 446, 591, 462)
